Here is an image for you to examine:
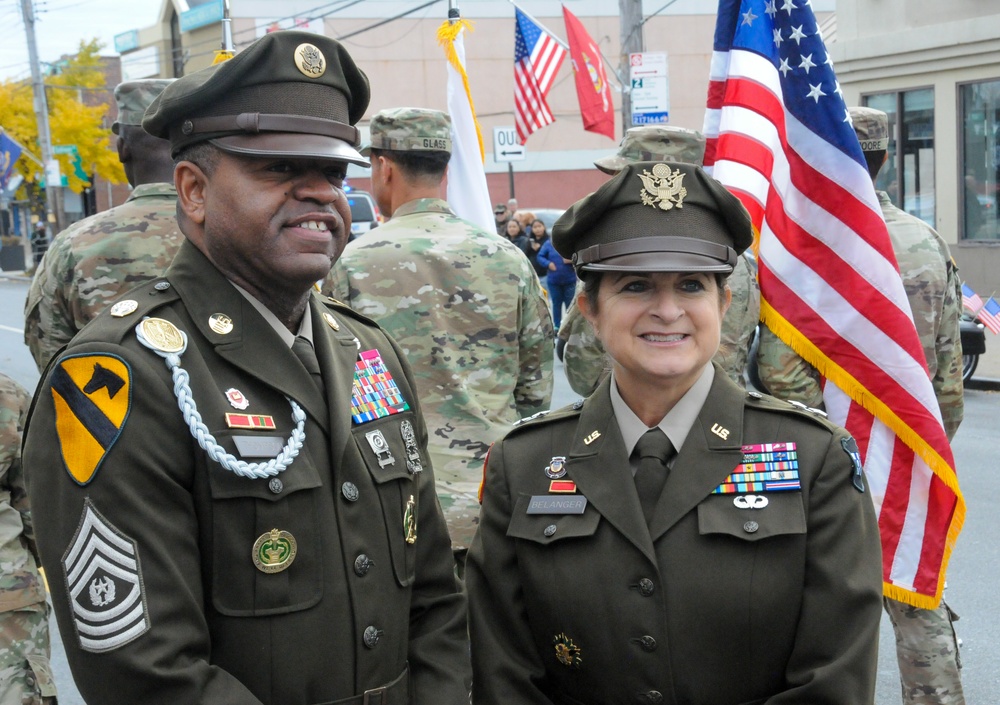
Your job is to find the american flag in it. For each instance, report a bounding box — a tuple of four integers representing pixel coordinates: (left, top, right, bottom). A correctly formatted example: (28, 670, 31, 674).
(961, 282, 985, 314)
(978, 297, 1000, 335)
(513, 7, 567, 144)
(704, 0, 963, 607)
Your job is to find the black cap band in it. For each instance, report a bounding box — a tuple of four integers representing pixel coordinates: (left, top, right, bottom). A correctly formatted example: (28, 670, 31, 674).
(574, 236, 737, 270)
(178, 112, 361, 146)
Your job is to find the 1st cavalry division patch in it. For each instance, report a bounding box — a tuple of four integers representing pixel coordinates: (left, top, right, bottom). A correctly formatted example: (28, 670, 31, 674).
(50, 355, 131, 485)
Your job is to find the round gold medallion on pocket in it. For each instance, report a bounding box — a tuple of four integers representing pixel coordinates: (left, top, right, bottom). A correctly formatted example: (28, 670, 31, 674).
(252, 528, 297, 573)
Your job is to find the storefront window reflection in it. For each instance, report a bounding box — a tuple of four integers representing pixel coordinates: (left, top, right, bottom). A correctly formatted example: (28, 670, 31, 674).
(960, 80, 1000, 240)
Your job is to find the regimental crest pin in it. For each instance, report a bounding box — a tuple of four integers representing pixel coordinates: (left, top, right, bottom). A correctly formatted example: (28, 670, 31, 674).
(637, 163, 687, 211)
(225, 388, 250, 410)
(544, 456, 567, 479)
(553, 633, 583, 668)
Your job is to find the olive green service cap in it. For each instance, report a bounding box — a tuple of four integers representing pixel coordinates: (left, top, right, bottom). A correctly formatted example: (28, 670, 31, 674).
(143, 30, 370, 165)
(361, 107, 452, 156)
(553, 161, 753, 274)
(112, 79, 173, 135)
(594, 125, 706, 175)
(849, 106, 889, 153)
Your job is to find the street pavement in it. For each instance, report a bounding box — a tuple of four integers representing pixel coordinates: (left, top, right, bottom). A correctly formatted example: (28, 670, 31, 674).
(1, 271, 997, 704)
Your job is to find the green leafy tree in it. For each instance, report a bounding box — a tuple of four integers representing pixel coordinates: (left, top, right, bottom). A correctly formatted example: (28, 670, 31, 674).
(0, 39, 126, 211)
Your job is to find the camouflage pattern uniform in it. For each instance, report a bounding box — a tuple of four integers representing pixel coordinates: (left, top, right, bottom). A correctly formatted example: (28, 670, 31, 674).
(0, 373, 57, 704)
(326, 108, 554, 551)
(756, 106, 965, 705)
(561, 125, 760, 395)
(23, 183, 181, 371)
(24, 79, 180, 373)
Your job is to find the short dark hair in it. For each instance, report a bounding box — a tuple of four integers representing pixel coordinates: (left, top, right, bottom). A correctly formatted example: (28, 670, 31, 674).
(860, 149, 886, 181)
(371, 147, 450, 181)
(174, 141, 222, 175)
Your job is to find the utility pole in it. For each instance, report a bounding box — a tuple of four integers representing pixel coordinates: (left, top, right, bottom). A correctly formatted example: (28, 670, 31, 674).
(619, 0, 644, 134)
(20, 0, 61, 238)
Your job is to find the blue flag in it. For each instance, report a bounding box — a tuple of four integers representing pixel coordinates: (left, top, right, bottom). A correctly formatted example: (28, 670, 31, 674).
(1, 132, 23, 190)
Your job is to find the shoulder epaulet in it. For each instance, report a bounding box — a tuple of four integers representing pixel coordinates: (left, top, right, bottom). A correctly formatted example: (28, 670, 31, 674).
(744, 389, 836, 429)
(74, 277, 180, 346)
(319, 295, 383, 330)
(509, 399, 585, 433)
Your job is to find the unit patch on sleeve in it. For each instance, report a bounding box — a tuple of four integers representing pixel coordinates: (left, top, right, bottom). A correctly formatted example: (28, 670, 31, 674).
(50, 354, 131, 485)
(62, 499, 150, 653)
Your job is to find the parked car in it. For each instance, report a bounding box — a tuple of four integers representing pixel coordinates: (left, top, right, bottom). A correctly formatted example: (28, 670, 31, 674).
(960, 314, 987, 383)
(347, 190, 382, 241)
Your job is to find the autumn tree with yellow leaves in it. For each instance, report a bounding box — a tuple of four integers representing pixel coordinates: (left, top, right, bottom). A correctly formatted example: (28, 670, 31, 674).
(0, 39, 126, 217)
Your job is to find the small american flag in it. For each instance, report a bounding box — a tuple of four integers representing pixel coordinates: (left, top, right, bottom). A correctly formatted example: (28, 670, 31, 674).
(513, 7, 567, 144)
(704, 0, 963, 608)
(978, 297, 1000, 335)
(961, 282, 985, 314)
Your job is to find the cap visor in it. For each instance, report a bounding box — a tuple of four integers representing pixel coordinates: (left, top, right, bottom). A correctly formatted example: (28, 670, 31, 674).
(580, 251, 734, 274)
(210, 133, 369, 167)
(593, 154, 625, 176)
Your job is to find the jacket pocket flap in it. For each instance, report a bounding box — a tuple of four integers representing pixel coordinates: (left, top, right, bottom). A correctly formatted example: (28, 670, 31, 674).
(698, 492, 806, 541)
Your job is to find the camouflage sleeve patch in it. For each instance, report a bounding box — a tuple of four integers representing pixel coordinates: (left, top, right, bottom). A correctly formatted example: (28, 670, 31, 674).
(50, 354, 132, 486)
(62, 499, 150, 653)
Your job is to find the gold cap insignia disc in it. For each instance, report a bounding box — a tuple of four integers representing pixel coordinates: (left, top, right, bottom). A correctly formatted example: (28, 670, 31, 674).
(252, 529, 297, 573)
(294, 43, 326, 78)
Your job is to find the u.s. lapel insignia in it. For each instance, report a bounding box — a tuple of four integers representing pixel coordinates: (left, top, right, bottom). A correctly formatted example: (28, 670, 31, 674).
(711, 423, 730, 440)
(109, 300, 138, 318)
(637, 163, 687, 211)
(403, 495, 417, 544)
(225, 388, 250, 410)
(399, 420, 423, 474)
(365, 429, 395, 468)
(545, 456, 567, 479)
(583, 430, 601, 445)
(252, 529, 297, 573)
(50, 355, 131, 485)
(208, 313, 234, 335)
(553, 633, 583, 668)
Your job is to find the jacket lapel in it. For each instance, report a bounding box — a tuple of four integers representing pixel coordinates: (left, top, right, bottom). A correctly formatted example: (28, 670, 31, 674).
(648, 369, 746, 542)
(167, 242, 330, 430)
(310, 295, 361, 465)
(567, 379, 657, 565)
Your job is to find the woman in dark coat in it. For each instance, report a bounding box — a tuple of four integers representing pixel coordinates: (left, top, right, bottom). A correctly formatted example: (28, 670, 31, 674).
(467, 161, 883, 705)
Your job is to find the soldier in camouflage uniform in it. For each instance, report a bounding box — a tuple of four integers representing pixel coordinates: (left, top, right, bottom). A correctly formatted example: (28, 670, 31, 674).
(24, 78, 180, 372)
(756, 107, 965, 705)
(0, 373, 56, 704)
(559, 125, 761, 395)
(325, 107, 554, 559)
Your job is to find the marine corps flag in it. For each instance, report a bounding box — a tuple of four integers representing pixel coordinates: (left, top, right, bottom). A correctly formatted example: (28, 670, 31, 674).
(562, 6, 614, 140)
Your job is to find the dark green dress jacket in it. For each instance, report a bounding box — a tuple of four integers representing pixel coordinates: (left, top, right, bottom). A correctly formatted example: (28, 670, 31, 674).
(467, 368, 882, 705)
(24, 241, 470, 704)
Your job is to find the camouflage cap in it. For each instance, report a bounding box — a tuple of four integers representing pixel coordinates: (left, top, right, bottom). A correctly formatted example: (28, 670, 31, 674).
(553, 161, 753, 274)
(849, 106, 889, 153)
(112, 79, 173, 135)
(594, 125, 706, 175)
(143, 30, 370, 164)
(362, 107, 452, 156)
(494, 203, 507, 214)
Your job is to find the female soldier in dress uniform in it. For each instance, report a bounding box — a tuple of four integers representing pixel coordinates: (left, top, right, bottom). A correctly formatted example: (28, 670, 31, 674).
(466, 161, 883, 705)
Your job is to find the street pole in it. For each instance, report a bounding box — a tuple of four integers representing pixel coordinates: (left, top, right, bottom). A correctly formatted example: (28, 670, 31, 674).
(19, 0, 61, 238)
(619, 0, 644, 134)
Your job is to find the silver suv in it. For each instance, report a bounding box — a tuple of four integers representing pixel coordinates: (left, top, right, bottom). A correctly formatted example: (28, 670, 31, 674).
(347, 190, 382, 241)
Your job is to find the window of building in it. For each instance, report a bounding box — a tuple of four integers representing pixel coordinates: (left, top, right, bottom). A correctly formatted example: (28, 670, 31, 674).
(960, 80, 1000, 241)
(864, 89, 935, 227)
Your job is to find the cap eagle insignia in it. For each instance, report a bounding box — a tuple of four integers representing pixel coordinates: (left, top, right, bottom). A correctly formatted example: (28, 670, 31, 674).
(638, 163, 687, 210)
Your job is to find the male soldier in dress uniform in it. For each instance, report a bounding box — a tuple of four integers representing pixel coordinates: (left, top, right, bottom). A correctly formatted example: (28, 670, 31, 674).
(325, 108, 553, 568)
(24, 78, 181, 372)
(558, 125, 760, 396)
(23, 31, 470, 704)
(0, 373, 56, 704)
(756, 106, 965, 705)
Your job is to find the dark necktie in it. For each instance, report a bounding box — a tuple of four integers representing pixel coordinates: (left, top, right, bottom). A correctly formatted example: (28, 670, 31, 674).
(633, 429, 675, 526)
(292, 336, 325, 395)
